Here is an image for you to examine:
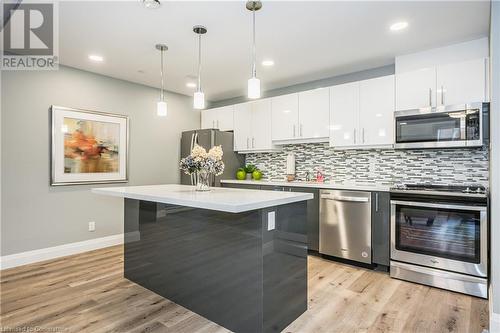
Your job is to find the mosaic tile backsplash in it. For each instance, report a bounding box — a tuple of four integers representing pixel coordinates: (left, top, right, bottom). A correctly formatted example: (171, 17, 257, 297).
(245, 144, 489, 187)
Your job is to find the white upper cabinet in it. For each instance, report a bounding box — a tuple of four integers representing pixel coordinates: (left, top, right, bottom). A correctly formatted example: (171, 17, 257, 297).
(271, 88, 329, 144)
(359, 75, 395, 147)
(201, 108, 218, 129)
(395, 58, 489, 111)
(298, 88, 330, 140)
(436, 58, 488, 106)
(395, 67, 436, 110)
(395, 39, 489, 111)
(233, 103, 252, 151)
(251, 99, 273, 150)
(233, 100, 275, 152)
(330, 82, 359, 147)
(271, 94, 299, 141)
(201, 106, 234, 131)
(330, 75, 395, 149)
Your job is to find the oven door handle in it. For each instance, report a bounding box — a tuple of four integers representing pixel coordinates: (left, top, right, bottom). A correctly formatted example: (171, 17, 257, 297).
(390, 200, 487, 212)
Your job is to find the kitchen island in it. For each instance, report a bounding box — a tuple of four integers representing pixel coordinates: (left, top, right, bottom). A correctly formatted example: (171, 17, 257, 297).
(92, 184, 313, 333)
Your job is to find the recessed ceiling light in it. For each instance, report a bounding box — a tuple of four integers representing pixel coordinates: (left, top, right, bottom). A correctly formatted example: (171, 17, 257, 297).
(390, 21, 408, 31)
(262, 59, 274, 67)
(142, 0, 161, 9)
(186, 82, 197, 88)
(88, 54, 104, 62)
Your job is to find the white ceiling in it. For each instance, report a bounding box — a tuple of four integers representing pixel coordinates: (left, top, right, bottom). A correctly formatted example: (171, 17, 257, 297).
(59, 1, 490, 102)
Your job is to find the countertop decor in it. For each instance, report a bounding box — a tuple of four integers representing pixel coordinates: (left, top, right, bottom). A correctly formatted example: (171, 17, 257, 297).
(180, 144, 224, 191)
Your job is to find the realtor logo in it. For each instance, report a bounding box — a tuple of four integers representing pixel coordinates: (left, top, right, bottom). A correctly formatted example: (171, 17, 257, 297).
(2, 1, 59, 70)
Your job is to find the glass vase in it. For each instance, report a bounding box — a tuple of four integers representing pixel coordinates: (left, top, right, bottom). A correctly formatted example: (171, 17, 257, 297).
(196, 170, 211, 192)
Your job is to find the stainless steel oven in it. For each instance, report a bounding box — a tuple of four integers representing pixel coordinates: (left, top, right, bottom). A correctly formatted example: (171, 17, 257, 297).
(389, 185, 488, 298)
(394, 102, 488, 149)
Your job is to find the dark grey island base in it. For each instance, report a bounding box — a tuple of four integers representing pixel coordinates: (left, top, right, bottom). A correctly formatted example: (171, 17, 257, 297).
(124, 198, 308, 333)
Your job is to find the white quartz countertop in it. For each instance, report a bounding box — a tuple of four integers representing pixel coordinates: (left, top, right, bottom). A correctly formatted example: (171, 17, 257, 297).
(92, 184, 313, 213)
(220, 179, 391, 192)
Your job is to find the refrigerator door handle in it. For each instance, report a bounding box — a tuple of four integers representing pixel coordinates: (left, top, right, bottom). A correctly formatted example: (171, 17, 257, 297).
(190, 133, 195, 151)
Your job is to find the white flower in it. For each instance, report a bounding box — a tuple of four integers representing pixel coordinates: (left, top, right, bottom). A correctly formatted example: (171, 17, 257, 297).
(208, 145, 223, 161)
(191, 144, 207, 159)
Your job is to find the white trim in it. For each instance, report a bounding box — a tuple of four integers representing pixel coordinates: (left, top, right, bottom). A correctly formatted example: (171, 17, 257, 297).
(490, 312, 500, 333)
(0, 234, 124, 270)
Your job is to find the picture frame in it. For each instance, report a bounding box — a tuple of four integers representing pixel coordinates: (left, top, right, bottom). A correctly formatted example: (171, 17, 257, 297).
(50, 105, 129, 186)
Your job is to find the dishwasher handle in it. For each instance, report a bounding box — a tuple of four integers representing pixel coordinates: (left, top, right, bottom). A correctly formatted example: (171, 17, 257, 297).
(321, 196, 370, 203)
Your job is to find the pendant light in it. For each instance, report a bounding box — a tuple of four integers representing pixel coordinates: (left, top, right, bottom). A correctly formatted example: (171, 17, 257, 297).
(246, 1, 262, 99)
(193, 25, 207, 110)
(156, 43, 168, 117)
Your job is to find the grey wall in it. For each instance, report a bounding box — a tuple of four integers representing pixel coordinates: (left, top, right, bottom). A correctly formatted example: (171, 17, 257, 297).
(490, 0, 500, 318)
(210, 65, 395, 108)
(1, 66, 199, 256)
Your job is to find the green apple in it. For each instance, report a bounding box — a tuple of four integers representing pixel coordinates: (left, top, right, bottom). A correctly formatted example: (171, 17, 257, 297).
(252, 170, 262, 180)
(236, 169, 246, 180)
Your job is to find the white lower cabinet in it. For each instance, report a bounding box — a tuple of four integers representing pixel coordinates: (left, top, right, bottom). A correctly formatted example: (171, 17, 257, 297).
(201, 106, 234, 131)
(234, 100, 275, 152)
(330, 75, 395, 149)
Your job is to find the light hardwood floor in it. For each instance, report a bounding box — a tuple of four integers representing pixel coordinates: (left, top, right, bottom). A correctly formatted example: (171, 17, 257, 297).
(0, 245, 489, 333)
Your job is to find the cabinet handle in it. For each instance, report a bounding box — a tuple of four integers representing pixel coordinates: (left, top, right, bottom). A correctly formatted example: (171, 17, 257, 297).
(212, 120, 215, 128)
(375, 193, 379, 212)
(362, 128, 365, 144)
(252, 137, 255, 148)
(247, 137, 249, 149)
(293, 124, 296, 138)
(217, 120, 219, 128)
(441, 85, 445, 105)
(300, 124, 303, 137)
(429, 88, 432, 107)
(353, 129, 357, 144)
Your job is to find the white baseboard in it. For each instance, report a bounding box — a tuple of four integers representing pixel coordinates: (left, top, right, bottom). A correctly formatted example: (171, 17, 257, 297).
(0, 234, 124, 270)
(491, 312, 500, 333)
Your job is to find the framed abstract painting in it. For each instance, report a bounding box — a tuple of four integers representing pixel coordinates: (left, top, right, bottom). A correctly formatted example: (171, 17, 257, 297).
(51, 105, 129, 186)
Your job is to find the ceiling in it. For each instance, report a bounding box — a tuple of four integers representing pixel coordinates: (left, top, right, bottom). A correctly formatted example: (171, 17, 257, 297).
(59, 1, 490, 102)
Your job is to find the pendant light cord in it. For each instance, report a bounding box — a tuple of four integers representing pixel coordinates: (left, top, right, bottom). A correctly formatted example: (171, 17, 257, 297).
(252, 7, 256, 78)
(160, 48, 164, 101)
(197, 34, 202, 92)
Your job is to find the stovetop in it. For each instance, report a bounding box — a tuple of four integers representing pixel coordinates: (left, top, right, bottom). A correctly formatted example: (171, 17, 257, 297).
(391, 184, 488, 197)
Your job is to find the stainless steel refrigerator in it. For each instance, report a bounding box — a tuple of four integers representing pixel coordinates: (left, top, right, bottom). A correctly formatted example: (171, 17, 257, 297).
(180, 129, 244, 187)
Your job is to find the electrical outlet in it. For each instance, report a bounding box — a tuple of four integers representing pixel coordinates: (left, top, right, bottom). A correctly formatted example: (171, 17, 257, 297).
(267, 211, 275, 231)
(88, 221, 96, 232)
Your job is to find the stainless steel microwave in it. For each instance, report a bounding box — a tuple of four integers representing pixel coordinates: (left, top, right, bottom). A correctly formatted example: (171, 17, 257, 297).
(394, 102, 489, 149)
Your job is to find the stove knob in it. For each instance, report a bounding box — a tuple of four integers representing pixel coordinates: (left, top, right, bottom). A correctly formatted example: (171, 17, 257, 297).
(476, 188, 484, 193)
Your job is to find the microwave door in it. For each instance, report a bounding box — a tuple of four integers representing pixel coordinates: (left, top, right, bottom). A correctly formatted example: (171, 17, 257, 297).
(396, 114, 462, 143)
(395, 114, 470, 149)
(394, 103, 485, 149)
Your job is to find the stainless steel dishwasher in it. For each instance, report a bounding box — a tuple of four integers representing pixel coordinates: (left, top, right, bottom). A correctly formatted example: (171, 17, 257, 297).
(319, 190, 372, 264)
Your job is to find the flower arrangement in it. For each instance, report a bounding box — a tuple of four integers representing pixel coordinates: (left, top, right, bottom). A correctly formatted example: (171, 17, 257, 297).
(179, 144, 225, 176)
(180, 145, 225, 191)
